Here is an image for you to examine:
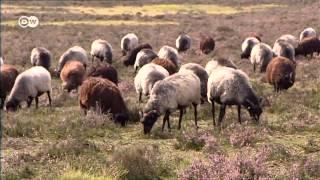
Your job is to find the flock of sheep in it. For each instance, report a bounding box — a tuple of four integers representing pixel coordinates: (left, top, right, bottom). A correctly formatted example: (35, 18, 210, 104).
(1, 27, 319, 134)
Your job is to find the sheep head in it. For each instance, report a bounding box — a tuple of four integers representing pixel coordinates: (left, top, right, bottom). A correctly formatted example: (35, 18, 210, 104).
(141, 110, 160, 134)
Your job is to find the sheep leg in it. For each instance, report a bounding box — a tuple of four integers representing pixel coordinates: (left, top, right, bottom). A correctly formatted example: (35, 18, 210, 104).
(193, 103, 198, 129)
(91, 55, 95, 64)
(253, 63, 256, 72)
(0, 98, 4, 109)
(211, 102, 216, 126)
(218, 104, 226, 127)
(237, 105, 241, 124)
(35, 97, 39, 109)
(47, 91, 52, 107)
(178, 107, 183, 130)
(166, 111, 171, 131)
(162, 114, 166, 132)
(27, 97, 33, 107)
(138, 92, 142, 103)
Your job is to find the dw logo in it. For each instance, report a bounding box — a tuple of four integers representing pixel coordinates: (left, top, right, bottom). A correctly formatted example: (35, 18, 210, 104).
(18, 16, 39, 28)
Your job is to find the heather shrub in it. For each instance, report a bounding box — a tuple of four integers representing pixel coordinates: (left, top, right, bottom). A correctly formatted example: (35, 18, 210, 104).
(290, 154, 320, 179)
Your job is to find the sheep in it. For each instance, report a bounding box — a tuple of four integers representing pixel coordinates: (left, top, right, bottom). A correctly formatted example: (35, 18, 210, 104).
(295, 37, 320, 58)
(141, 72, 201, 134)
(56, 46, 89, 74)
(0, 64, 19, 109)
(79, 77, 129, 126)
(6, 66, 52, 111)
(272, 39, 295, 61)
(179, 63, 208, 102)
(158, 45, 180, 67)
(200, 35, 215, 54)
(250, 43, 274, 72)
(30, 47, 52, 70)
(123, 43, 152, 66)
(240, 37, 260, 59)
(299, 27, 317, 41)
(176, 34, 192, 52)
(60, 60, 86, 92)
(276, 34, 299, 48)
(134, 49, 158, 73)
(90, 39, 112, 64)
(121, 33, 139, 56)
(205, 57, 237, 76)
(151, 58, 178, 75)
(87, 64, 118, 85)
(134, 63, 169, 103)
(265, 57, 296, 92)
(207, 67, 262, 127)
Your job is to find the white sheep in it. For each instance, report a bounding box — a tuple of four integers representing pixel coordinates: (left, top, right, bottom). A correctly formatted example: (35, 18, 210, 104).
(134, 49, 158, 73)
(205, 57, 237, 76)
(30, 47, 52, 70)
(141, 71, 201, 134)
(6, 66, 52, 111)
(176, 34, 192, 52)
(276, 34, 299, 48)
(121, 33, 139, 56)
(240, 37, 260, 59)
(207, 67, 262, 127)
(299, 27, 317, 41)
(158, 45, 180, 67)
(90, 39, 113, 64)
(250, 43, 274, 72)
(134, 63, 169, 103)
(56, 46, 89, 74)
(273, 40, 295, 61)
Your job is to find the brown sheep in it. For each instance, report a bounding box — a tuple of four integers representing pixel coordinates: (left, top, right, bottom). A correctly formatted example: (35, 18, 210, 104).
(265, 57, 296, 92)
(87, 64, 118, 85)
(79, 77, 129, 126)
(200, 35, 215, 54)
(123, 43, 152, 66)
(0, 65, 19, 109)
(295, 37, 320, 59)
(151, 58, 178, 75)
(60, 60, 86, 92)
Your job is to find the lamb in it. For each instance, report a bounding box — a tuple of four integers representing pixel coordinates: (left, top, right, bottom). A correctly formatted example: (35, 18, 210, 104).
(56, 46, 88, 74)
(205, 57, 237, 76)
(121, 33, 139, 56)
(158, 45, 180, 67)
(134, 63, 169, 102)
(87, 64, 118, 85)
(276, 34, 299, 48)
(295, 37, 320, 58)
(299, 27, 317, 41)
(123, 43, 152, 66)
(200, 35, 215, 54)
(30, 47, 52, 70)
(151, 58, 178, 75)
(141, 72, 201, 134)
(176, 34, 192, 52)
(240, 37, 260, 59)
(134, 49, 158, 73)
(79, 77, 129, 126)
(207, 67, 262, 127)
(265, 57, 296, 92)
(272, 39, 295, 61)
(250, 43, 274, 72)
(6, 66, 52, 111)
(179, 63, 208, 102)
(0, 64, 19, 109)
(60, 60, 86, 92)
(90, 39, 112, 64)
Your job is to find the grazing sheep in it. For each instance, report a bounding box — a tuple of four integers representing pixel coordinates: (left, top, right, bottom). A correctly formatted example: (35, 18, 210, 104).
(158, 45, 180, 67)
(134, 49, 158, 73)
(179, 63, 208, 102)
(295, 37, 320, 58)
(60, 60, 86, 92)
(121, 33, 139, 56)
(56, 46, 89, 74)
(240, 37, 260, 59)
(207, 67, 262, 127)
(134, 63, 169, 102)
(6, 66, 52, 111)
(141, 72, 201, 134)
(276, 34, 299, 48)
(205, 58, 237, 76)
(87, 64, 118, 85)
(176, 34, 192, 52)
(0, 65, 19, 109)
(30, 47, 52, 70)
(123, 43, 152, 66)
(250, 43, 274, 72)
(265, 57, 296, 92)
(90, 39, 112, 64)
(151, 58, 178, 75)
(200, 35, 215, 54)
(299, 27, 317, 41)
(273, 40, 295, 61)
(79, 77, 129, 126)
